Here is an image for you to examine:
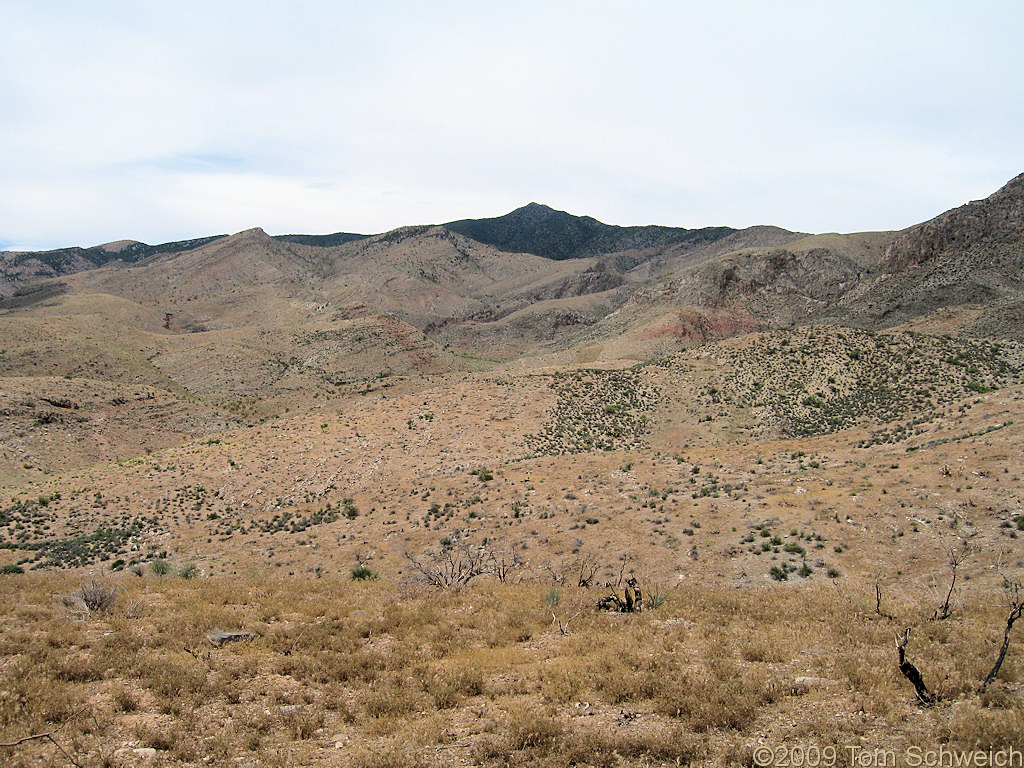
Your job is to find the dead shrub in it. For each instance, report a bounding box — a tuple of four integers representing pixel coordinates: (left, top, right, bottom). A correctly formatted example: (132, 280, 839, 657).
(348, 741, 430, 768)
(425, 664, 485, 709)
(559, 724, 709, 767)
(47, 651, 104, 683)
(110, 683, 139, 712)
(655, 666, 775, 731)
(281, 706, 324, 740)
(947, 699, 1024, 750)
(361, 682, 426, 719)
(60, 580, 118, 616)
(0, 661, 84, 733)
(539, 662, 587, 704)
(503, 709, 565, 752)
(135, 723, 178, 752)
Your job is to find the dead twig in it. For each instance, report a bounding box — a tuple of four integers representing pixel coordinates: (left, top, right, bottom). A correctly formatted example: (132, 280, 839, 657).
(875, 581, 895, 621)
(931, 544, 970, 621)
(551, 611, 581, 635)
(980, 579, 1024, 692)
(896, 628, 935, 705)
(0, 707, 88, 767)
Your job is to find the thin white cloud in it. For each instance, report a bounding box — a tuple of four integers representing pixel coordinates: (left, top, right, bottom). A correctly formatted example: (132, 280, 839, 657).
(2, 0, 1023, 250)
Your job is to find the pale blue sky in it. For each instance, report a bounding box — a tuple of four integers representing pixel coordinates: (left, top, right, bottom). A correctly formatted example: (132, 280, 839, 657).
(2, 0, 1022, 250)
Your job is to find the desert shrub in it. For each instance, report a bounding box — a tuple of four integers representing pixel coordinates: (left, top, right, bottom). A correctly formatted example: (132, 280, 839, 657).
(361, 682, 426, 719)
(560, 724, 709, 767)
(61, 579, 118, 614)
(150, 559, 171, 576)
(351, 564, 378, 581)
(348, 741, 430, 768)
(178, 562, 200, 579)
(111, 683, 139, 712)
(502, 709, 565, 752)
(0, 660, 84, 733)
(424, 664, 485, 709)
(654, 666, 775, 731)
(0, 564, 24, 575)
(139, 653, 210, 704)
(282, 706, 325, 739)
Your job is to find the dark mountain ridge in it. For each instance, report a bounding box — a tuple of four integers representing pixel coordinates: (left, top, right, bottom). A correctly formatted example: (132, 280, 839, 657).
(446, 202, 737, 260)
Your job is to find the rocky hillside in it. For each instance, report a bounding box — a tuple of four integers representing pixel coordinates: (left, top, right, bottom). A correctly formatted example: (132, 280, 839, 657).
(829, 173, 1024, 334)
(0, 236, 225, 297)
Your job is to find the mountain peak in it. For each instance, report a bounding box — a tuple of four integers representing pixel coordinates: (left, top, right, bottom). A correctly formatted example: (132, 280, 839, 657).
(445, 205, 737, 260)
(232, 227, 270, 239)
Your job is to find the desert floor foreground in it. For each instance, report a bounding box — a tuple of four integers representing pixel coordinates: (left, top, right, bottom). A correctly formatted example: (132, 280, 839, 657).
(1, 576, 1022, 768)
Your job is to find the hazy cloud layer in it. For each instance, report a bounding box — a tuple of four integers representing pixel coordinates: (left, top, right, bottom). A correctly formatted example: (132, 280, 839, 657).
(3, 0, 1023, 249)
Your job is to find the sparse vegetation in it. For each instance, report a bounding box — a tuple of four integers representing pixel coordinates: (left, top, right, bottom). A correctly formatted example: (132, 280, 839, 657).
(526, 368, 656, 456)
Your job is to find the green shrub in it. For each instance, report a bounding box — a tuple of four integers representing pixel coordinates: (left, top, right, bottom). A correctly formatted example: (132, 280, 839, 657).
(150, 559, 172, 576)
(0, 564, 24, 575)
(178, 563, 200, 579)
(351, 565, 377, 581)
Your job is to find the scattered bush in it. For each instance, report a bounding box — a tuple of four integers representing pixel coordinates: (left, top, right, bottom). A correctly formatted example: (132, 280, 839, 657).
(351, 564, 377, 581)
(178, 563, 200, 579)
(342, 498, 359, 519)
(542, 587, 561, 607)
(61, 579, 118, 614)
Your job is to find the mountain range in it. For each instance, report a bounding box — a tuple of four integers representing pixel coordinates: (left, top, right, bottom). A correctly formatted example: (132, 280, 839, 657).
(3, 174, 1022, 370)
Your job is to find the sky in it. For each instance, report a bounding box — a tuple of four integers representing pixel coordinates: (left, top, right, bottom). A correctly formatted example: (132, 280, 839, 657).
(2, 0, 1023, 251)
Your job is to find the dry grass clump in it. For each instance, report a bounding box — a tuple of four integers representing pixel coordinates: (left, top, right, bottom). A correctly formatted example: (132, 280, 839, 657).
(473, 709, 710, 768)
(59, 578, 118, 616)
(653, 663, 778, 731)
(421, 662, 486, 709)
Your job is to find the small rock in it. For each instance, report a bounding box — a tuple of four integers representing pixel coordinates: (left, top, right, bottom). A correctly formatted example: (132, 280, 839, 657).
(207, 629, 257, 646)
(793, 676, 834, 689)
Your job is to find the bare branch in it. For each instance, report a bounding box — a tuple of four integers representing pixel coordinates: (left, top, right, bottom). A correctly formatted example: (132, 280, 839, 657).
(488, 550, 524, 583)
(402, 545, 490, 588)
(980, 579, 1024, 692)
(931, 543, 970, 621)
(895, 628, 935, 705)
(0, 707, 88, 767)
(874, 581, 895, 621)
(541, 562, 566, 585)
(551, 611, 582, 635)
